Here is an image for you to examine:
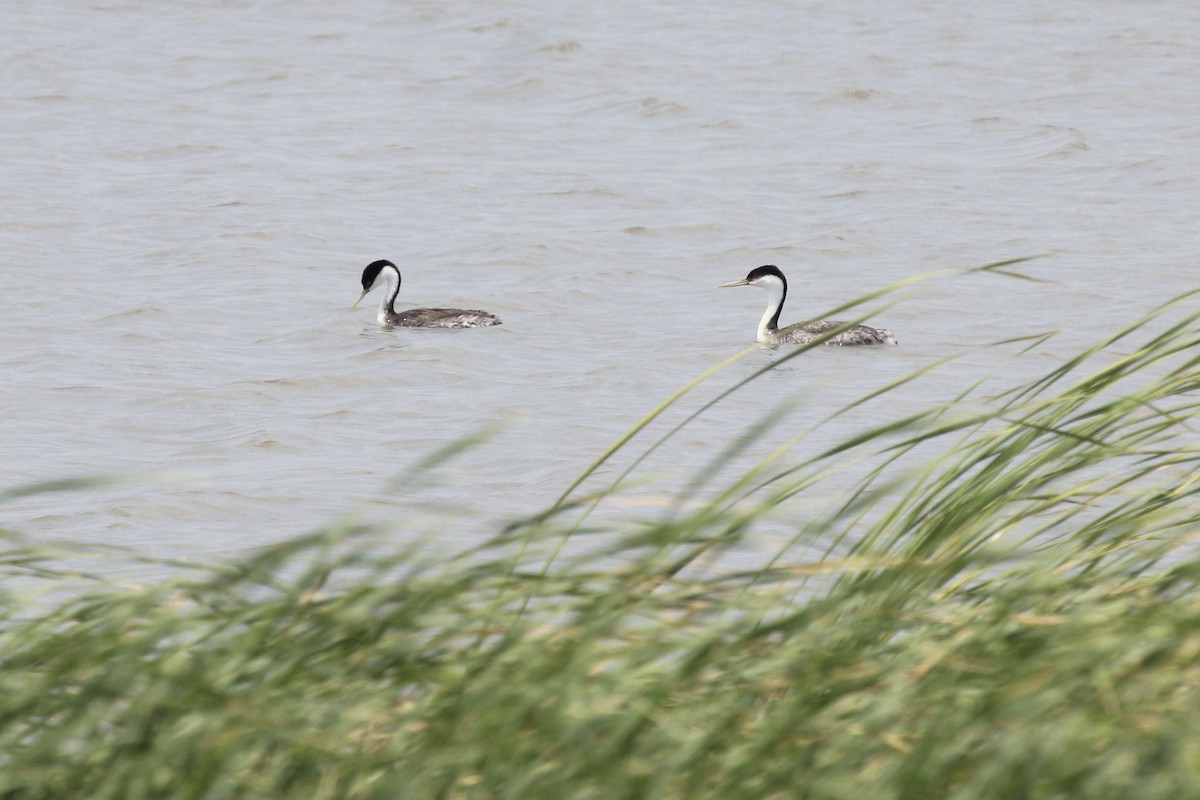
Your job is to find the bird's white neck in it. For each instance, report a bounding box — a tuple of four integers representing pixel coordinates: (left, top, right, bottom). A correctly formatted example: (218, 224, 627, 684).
(755, 276, 786, 342)
(376, 265, 401, 323)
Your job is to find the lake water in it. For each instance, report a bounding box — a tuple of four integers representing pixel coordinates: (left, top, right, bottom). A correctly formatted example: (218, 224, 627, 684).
(2, 1, 1198, 576)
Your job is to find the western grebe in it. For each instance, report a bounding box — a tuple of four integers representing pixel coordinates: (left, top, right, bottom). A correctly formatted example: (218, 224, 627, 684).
(718, 265, 897, 346)
(352, 260, 502, 328)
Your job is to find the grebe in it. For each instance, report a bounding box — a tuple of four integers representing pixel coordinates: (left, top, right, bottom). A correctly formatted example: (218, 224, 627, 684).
(352, 260, 502, 328)
(718, 265, 897, 346)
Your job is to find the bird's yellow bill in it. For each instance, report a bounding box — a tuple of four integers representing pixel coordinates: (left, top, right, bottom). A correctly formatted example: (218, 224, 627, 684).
(352, 290, 368, 310)
(717, 278, 750, 288)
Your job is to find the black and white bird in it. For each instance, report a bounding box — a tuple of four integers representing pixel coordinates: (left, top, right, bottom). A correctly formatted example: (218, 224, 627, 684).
(353, 259, 502, 328)
(718, 265, 896, 346)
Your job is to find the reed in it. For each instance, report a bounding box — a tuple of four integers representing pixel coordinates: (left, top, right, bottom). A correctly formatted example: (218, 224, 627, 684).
(4, 281, 1200, 799)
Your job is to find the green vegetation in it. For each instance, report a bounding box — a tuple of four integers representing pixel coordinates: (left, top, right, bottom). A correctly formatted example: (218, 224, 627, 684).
(4, 282, 1200, 798)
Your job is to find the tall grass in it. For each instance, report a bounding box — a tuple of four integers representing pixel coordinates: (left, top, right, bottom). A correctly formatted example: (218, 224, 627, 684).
(5, 283, 1200, 798)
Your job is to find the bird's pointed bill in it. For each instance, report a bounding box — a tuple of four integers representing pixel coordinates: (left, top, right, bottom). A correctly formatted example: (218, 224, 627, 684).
(352, 290, 368, 310)
(717, 278, 750, 288)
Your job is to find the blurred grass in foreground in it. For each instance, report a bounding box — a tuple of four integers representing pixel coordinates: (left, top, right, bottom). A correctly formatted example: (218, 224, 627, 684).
(4, 282, 1200, 798)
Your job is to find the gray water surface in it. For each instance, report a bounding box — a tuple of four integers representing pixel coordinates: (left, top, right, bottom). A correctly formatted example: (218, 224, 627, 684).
(2, 1, 1198, 570)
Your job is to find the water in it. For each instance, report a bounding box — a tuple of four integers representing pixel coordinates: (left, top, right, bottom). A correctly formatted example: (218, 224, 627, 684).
(2, 1, 1198, 572)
